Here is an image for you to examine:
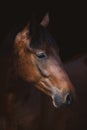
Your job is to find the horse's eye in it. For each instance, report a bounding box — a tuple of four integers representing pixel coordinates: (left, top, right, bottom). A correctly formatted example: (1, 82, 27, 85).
(26, 31, 32, 37)
(36, 52, 47, 59)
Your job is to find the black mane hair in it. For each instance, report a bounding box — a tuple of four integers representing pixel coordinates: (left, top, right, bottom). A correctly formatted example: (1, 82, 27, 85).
(29, 24, 57, 50)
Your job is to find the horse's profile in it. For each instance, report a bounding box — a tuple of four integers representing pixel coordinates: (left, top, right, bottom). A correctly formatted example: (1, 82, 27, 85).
(0, 14, 76, 130)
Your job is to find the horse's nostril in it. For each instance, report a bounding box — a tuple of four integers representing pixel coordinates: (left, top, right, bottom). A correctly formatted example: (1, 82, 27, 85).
(66, 93, 73, 105)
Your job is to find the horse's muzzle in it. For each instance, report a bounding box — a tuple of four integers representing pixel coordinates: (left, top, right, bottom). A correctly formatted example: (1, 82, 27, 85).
(52, 92, 73, 108)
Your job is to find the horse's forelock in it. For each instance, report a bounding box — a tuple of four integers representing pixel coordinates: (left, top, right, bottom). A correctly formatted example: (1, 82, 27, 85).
(29, 25, 56, 50)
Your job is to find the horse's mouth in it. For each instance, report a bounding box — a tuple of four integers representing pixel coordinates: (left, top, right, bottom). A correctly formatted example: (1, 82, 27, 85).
(52, 99, 62, 108)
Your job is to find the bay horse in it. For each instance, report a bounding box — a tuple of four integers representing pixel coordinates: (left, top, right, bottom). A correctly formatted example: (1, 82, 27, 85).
(0, 14, 75, 130)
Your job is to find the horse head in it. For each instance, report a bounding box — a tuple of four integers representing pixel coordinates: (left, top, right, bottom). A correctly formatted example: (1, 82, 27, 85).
(13, 13, 76, 107)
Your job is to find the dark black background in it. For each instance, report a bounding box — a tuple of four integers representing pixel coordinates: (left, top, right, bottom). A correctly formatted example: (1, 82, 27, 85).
(0, 1, 86, 61)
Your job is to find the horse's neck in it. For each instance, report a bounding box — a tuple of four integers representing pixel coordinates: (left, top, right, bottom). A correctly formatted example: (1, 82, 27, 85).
(7, 76, 40, 99)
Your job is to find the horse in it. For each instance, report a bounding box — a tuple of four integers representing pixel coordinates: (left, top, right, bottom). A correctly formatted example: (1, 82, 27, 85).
(0, 13, 76, 130)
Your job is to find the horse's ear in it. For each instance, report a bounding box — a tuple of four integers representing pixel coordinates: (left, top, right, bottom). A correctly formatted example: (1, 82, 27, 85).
(15, 24, 30, 44)
(40, 13, 49, 27)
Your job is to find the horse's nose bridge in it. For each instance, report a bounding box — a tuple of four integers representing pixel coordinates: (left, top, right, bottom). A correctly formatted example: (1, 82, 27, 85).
(51, 64, 69, 82)
(50, 64, 74, 91)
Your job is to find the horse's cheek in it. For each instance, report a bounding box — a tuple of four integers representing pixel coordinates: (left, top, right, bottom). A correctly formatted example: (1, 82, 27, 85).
(17, 62, 41, 83)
